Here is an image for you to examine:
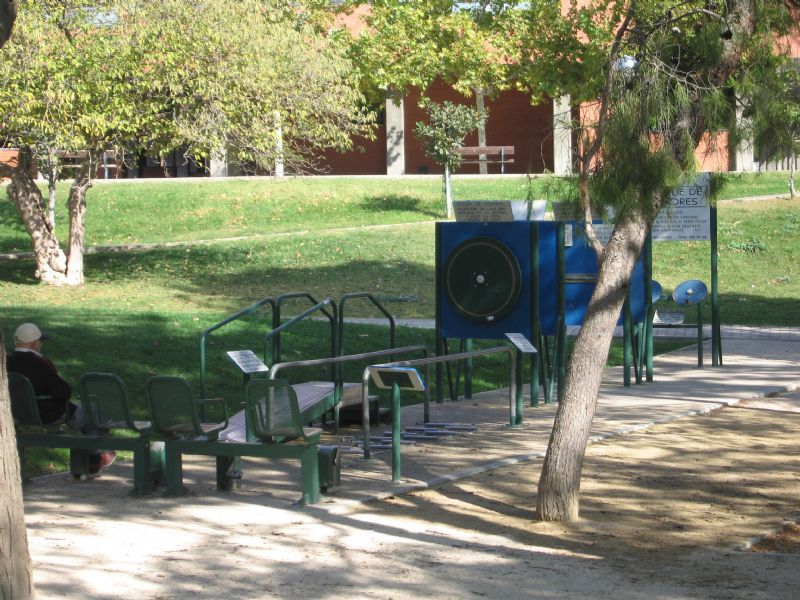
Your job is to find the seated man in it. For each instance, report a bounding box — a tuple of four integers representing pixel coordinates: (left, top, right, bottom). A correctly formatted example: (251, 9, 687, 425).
(7, 322, 116, 477)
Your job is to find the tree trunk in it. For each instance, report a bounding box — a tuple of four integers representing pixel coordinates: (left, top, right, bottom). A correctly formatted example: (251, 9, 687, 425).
(46, 164, 57, 230)
(444, 164, 453, 218)
(0, 0, 15, 48)
(475, 89, 488, 175)
(0, 333, 37, 600)
(65, 158, 93, 286)
(537, 210, 649, 521)
(6, 148, 68, 284)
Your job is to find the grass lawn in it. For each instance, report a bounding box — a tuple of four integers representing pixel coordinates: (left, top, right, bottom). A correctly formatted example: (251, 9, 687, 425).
(1, 173, 797, 474)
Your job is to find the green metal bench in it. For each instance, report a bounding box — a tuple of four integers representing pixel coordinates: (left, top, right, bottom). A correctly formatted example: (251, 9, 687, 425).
(9, 372, 163, 495)
(147, 376, 323, 505)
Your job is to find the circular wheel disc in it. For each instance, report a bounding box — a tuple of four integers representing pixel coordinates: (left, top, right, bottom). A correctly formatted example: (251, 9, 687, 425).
(445, 237, 522, 322)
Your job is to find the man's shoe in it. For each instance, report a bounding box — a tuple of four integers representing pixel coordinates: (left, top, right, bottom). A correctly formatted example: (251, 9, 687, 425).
(86, 451, 117, 476)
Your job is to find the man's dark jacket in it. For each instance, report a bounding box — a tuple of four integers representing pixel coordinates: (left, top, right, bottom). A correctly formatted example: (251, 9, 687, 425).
(7, 350, 72, 424)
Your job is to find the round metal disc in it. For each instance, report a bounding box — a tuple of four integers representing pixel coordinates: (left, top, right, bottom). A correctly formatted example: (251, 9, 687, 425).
(445, 237, 522, 322)
(673, 279, 708, 305)
(651, 280, 663, 303)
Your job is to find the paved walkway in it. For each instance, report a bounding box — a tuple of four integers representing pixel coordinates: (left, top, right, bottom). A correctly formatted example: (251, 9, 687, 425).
(334, 317, 800, 341)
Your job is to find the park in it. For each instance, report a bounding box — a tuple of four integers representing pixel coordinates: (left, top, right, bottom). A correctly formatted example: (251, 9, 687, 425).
(2, 1, 800, 599)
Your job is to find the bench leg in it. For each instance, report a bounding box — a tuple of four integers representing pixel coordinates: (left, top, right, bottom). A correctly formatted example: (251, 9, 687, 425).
(215, 456, 241, 491)
(299, 446, 321, 505)
(162, 442, 184, 497)
(16, 443, 31, 484)
(131, 442, 152, 495)
(132, 440, 164, 495)
(69, 448, 92, 477)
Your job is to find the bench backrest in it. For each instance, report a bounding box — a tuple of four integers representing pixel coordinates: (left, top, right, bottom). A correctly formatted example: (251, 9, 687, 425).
(245, 379, 306, 442)
(8, 372, 45, 427)
(146, 376, 205, 438)
(79, 372, 142, 432)
(456, 145, 514, 156)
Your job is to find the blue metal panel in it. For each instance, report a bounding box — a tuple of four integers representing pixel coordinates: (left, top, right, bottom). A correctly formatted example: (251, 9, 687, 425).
(538, 222, 648, 335)
(438, 222, 533, 340)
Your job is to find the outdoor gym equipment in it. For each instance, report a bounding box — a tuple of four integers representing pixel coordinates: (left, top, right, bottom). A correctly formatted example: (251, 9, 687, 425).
(436, 219, 649, 403)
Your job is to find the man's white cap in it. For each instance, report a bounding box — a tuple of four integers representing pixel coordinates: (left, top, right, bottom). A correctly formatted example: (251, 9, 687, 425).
(14, 323, 47, 344)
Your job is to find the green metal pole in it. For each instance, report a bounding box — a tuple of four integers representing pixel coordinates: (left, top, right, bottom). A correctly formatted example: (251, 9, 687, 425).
(465, 338, 473, 399)
(710, 205, 722, 366)
(556, 223, 566, 403)
(697, 303, 704, 368)
(645, 234, 654, 382)
(623, 295, 632, 387)
(531, 222, 540, 407)
(516, 349, 524, 425)
(391, 383, 401, 483)
(436, 336, 444, 404)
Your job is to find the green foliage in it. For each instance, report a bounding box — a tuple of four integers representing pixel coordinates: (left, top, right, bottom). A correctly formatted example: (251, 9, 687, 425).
(414, 99, 487, 173)
(725, 238, 768, 254)
(511, 0, 796, 226)
(0, 0, 371, 176)
(736, 39, 800, 176)
(343, 0, 515, 102)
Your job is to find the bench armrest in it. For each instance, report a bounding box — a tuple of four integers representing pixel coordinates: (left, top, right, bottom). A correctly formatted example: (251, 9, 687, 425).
(197, 397, 229, 429)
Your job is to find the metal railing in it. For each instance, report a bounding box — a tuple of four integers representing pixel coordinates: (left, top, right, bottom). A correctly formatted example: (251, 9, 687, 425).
(270, 292, 337, 370)
(362, 346, 518, 478)
(199, 296, 276, 399)
(338, 292, 396, 357)
(268, 345, 429, 429)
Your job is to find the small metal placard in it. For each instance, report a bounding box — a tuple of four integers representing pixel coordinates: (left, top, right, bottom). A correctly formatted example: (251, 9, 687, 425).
(453, 200, 548, 222)
(369, 366, 426, 391)
(226, 350, 269, 374)
(505, 333, 537, 354)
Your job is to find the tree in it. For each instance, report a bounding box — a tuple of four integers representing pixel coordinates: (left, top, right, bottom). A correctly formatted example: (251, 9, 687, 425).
(0, 3, 36, 595)
(344, 0, 513, 101)
(414, 99, 487, 217)
(507, 0, 798, 521)
(342, 0, 515, 169)
(0, 0, 14, 46)
(0, 0, 370, 286)
(0, 333, 35, 600)
(741, 42, 800, 196)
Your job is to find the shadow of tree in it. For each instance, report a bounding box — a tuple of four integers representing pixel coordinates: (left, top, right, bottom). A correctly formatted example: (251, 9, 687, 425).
(359, 193, 442, 218)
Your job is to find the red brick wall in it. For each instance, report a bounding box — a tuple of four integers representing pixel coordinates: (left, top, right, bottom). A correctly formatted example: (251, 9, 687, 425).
(404, 82, 554, 175)
(318, 129, 387, 175)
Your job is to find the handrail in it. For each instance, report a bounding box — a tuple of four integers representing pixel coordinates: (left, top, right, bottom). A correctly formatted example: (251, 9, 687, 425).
(338, 292, 396, 357)
(267, 345, 428, 380)
(361, 346, 518, 466)
(199, 296, 276, 399)
(271, 292, 337, 370)
(264, 298, 337, 369)
(269, 345, 430, 434)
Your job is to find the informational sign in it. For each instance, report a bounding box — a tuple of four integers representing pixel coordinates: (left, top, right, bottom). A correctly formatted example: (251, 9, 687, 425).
(652, 173, 711, 241)
(453, 200, 514, 222)
(453, 200, 547, 222)
(551, 201, 579, 221)
(505, 333, 538, 354)
(226, 350, 269, 374)
(369, 366, 426, 391)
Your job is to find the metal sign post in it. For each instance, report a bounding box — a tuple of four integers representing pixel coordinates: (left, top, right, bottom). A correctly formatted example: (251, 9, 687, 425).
(505, 333, 537, 422)
(369, 366, 426, 482)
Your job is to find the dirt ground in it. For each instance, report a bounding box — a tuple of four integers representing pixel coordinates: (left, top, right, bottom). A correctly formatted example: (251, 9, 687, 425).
(23, 389, 800, 599)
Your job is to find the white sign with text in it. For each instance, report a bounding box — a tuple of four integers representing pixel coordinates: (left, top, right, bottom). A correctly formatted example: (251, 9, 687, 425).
(652, 173, 711, 241)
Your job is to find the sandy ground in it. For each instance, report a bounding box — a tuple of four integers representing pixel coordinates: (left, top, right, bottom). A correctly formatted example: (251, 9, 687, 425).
(22, 388, 800, 600)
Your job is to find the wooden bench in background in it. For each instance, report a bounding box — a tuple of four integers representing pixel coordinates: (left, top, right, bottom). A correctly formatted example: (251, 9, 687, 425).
(456, 146, 515, 174)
